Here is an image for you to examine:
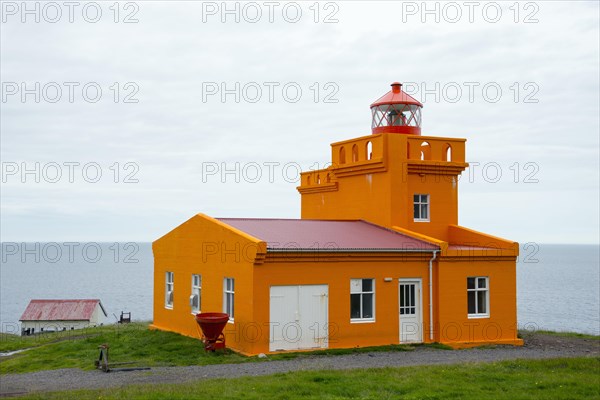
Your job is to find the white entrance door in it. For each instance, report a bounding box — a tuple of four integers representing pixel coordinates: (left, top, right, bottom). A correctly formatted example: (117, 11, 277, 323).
(399, 279, 423, 343)
(269, 285, 328, 351)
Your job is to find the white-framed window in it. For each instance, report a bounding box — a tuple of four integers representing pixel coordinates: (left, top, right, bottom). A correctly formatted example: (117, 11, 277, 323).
(350, 279, 375, 322)
(190, 274, 201, 314)
(223, 277, 234, 320)
(165, 271, 174, 309)
(413, 194, 430, 222)
(467, 277, 489, 318)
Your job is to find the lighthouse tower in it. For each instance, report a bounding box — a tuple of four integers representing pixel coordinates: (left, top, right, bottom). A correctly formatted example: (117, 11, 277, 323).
(297, 82, 469, 240)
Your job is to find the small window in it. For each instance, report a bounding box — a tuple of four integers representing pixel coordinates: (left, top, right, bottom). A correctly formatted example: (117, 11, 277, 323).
(165, 271, 174, 309)
(444, 143, 452, 162)
(352, 144, 359, 162)
(467, 277, 489, 318)
(190, 274, 201, 314)
(413, 194, 430, 222)
(339, 147, 346, 164)
(366, 141, 373, 160)
(223, 277, 235, 320)
(350, 279, 375, 322)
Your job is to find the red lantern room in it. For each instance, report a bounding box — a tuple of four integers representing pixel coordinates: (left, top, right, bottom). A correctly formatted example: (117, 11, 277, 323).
(370, 82, 423, 135)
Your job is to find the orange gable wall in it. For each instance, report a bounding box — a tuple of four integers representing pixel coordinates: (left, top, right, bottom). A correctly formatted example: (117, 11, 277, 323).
(151, 214, 265, 355)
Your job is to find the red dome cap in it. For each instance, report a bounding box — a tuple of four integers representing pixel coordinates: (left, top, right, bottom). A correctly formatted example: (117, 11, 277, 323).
(370, 82, 423, 108)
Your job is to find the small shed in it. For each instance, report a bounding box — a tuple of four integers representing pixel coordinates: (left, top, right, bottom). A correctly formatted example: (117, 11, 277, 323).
(19, 299, 107, 335)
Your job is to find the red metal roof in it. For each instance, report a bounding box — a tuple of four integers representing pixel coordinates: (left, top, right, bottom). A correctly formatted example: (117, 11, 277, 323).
(19, 299, 106, 321)
(217, 218, 438, 251)
(370, 82, 423, 108)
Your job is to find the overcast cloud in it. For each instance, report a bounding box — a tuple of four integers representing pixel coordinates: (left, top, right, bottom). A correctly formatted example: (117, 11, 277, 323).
(1, 1, 598, 244)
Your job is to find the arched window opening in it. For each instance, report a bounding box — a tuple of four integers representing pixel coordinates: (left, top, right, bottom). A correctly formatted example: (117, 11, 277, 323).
(420, 141, 431, 161)
(339, 147, 346, 165)
(366, 141, 373, 160)
(444, 144, 452, 162)
(317, 174, 321, 184)
(352, 144, 359, 162)
(306, 175, 311, 185)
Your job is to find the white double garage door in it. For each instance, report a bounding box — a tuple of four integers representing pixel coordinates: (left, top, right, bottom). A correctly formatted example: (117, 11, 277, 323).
(269, 281, 423, 352)
(269, 285, 329, 352)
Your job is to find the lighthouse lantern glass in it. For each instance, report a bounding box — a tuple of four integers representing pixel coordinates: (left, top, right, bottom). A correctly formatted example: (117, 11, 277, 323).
(371, 104, 421, 129)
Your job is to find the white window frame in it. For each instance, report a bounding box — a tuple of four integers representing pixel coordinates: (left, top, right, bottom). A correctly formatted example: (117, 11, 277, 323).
(467, 276, 490, 318)
(413, 194, 430, 222)
(350, 278, 375, 323)
(165, 271, 174, 309)
(190, 274, 201, 314)
(223, 277, 234, 322)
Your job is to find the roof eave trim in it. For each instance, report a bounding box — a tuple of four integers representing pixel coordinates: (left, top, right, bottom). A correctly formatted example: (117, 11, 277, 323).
(266, 248, 439, 253)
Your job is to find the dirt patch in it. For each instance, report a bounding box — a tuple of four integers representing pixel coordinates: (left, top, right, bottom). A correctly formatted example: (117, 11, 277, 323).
(521, 332, 600, 354)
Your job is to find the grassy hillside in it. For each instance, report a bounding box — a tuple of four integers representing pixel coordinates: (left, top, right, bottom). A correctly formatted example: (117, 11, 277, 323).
(0, 322, 248, 374)
(0, 322, 428, 374)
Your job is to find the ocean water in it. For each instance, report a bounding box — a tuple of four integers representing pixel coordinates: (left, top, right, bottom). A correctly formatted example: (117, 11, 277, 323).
(1, 243, 598, 335)
(517, 244, 599, 335)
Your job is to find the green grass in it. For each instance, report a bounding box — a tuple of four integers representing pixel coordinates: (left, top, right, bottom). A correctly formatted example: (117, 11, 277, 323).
(2, 323, 596, 376)
(18, 357, 600, 399)
(0, 330, 92, 353)
(0, 323, 447, 374)
(0, 323, 248, 374)
(1, 322, 452, 374)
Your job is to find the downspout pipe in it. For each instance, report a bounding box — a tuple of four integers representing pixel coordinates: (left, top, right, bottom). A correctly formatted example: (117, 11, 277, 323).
(429, 250, 439, 342)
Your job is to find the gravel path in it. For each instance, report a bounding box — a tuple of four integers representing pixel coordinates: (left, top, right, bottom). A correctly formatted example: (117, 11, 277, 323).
(1, 333, 598, 396)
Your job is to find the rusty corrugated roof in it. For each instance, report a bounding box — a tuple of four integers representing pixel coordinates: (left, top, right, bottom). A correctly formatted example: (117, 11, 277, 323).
(217, 218, 438, 251)
(19, 299, 106, 321)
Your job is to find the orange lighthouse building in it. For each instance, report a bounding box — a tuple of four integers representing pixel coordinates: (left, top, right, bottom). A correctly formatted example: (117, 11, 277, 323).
(151, 83, 522, 354)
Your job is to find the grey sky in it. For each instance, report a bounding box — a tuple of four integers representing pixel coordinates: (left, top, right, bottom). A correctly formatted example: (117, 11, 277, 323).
(1, 1, 599, 244)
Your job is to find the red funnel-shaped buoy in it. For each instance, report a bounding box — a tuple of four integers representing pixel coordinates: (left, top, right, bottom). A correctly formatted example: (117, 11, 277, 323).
(195, 312, 229, 351)
(195, 312, 229, 339)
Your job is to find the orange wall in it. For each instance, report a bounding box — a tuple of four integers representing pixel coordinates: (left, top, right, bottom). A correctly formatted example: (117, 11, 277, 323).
(299, 133, 467, 241)
(151, 214, 264, 355)
(436, 259, 519, 345)
(301, 170, 394, 226)
(403, 174, 458, 239)
(235, 254, 434, 355)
